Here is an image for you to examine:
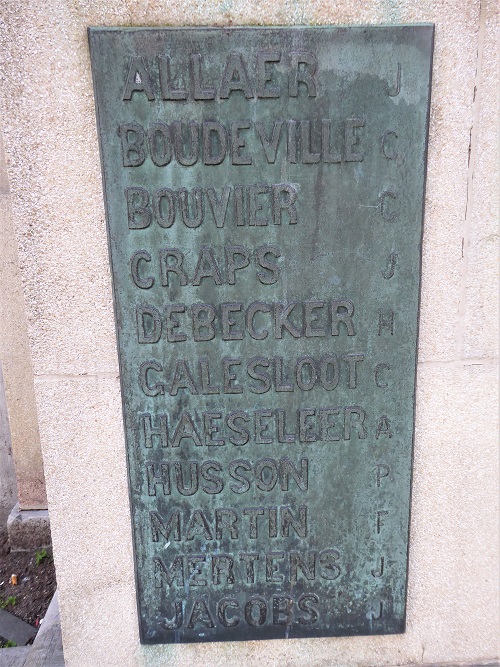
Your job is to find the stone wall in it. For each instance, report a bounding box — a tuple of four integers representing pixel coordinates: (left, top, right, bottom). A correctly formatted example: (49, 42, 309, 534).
(0, 112, 46, 511)
(0, 1, 498, 666)
(0, 366, 18, 552)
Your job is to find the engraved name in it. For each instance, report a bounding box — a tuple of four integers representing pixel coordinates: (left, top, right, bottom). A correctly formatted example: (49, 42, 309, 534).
(154, 549, 340, 587)
(157, 593, 321, 630)
(135, 300, 356, 339)
(122, 51, 319, 102)
(126, 184, 299, 229)
(119, 118, 365, 167)
(138, 355, 363, 396)
(139, 406, 367, 447)
(145, 456, 308, 496)
(150, 504, 308, 542)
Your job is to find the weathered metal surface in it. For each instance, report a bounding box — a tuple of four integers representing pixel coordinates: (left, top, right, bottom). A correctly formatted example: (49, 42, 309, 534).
(88, 25, 433, 644)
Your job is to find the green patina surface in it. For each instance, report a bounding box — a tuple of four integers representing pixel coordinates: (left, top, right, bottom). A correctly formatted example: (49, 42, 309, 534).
(88, 25, 433, 644)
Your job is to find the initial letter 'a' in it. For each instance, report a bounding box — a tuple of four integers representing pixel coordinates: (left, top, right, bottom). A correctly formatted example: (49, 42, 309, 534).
(123, 56, 155, 101)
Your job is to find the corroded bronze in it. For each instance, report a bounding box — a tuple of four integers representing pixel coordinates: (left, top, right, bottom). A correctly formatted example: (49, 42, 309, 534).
(89, 25, 434, 644)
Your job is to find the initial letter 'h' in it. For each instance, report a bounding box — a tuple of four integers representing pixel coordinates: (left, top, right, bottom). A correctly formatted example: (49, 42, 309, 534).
(142, 413, 168, 448)
(378, 310, 394, 335)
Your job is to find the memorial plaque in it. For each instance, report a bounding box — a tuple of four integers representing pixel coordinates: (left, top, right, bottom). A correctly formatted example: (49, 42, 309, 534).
(88, 26, 433, 644)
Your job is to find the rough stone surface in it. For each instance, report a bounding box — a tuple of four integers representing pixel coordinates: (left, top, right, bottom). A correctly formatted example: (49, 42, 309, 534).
(0, 119, 46, 510)
(411, 664, 500, 667)
(0, 609, 37, 647)
(0, 647, 30, 667)
(0, 366, 18, 545)
(6, 506, 51, 552)
(23, 591, 65, 667)
(0, 0, 498, 666)
(462, 2, 499, 359)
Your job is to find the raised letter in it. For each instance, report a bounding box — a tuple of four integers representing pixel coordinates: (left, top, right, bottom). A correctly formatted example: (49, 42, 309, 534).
(244, 597, 266, 626)
(147, 463, 171, 496)
(165, 304, 187, 343)
(321, 119, 341, 163)
(266, 552, 285, 582)
(382, 252, 397, 279)
(148, 122, 172, 167)
(122, 57, 155, 101)
(187, 599, 214, 628)
(289, 52, 318, 97)
(171, 412, 203, 448)
(172, 121, 199, 166)
(150, 510, 180, 542)
(141, 413, 168, 448)
(220, 52, 254, 99)
(272, 184, 298, 225)
(378, 310, 394, 335)
(344, 406, 367, 440)
(342, 353, 364, 389)
(331, 300, 355, 336)
(281, 505, 307, 537)
(119, 123, 146, 167)
(131, 250, 154, 289)
(136, 305, 162, 343)
(207, 187, 231, 228)
(382, 130, 399, 159)
(376, 415, 393, 439)
(158, 55, 188, 100)
(192, 247, 222, 285)
(139, 360, 164, 397)
(230, 121, 252, 165)
(170, 360, 198, 395)
(273, 595, 293, 625)
(298, 594, 319, 624)
(388, 63, 401, 97)
(374, 363, 390, 388)
(344, 118, 365, 162)
(256, 245, 281, 284)
(153, 189, 176, 228)
(380, 190, 398, 221)
(257, 51, 281, 98)
(256, 121, 283, 163)
(203, 121, 227, 165)
(218, 598, 239, 627)
(371, 556, 385, 578)
(192, 304, 217, 342)
(301, 120, 320, 163)
(226, 246, 250, 284)
(159, 249, 188, 287)
(376, 510, 389, 534)
(179, 188, 204, 228)
(246, 302, 270, 340)
(376, 463, 390, 487)
(191, 54, 215, 100)
(126, 187, 151, 229)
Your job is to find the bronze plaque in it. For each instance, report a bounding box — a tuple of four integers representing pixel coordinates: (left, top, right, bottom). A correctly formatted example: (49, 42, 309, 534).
(88, 25, 433, 643)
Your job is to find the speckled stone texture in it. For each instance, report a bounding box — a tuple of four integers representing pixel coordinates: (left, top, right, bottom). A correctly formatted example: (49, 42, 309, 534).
(0, 114, 46, 510)
(0, 1, 498, 666)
